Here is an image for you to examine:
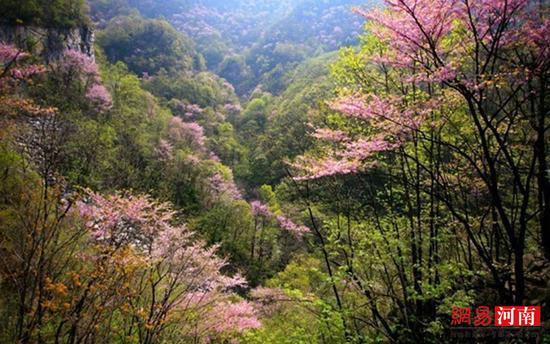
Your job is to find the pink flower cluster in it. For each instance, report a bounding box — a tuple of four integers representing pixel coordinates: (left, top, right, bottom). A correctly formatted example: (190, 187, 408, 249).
(356, 0, 457, 68)
(155, 139, 175, 161)
(212, 301, 261, 334)
(60, 50, 112, 112)
(76, 192, 173, 247)
(250, 287, 290, 303)
(339, 138, 395, 160)
(223, 103, 242, 114)
(76, 191, 258, 337)
(209, 152, 221, 162)
(355, 0, 545, 85)
(184, 103, 204, 118)
(86, 84, 113, 111)
(168, 117, 207, 150)
(183, 297, 261, 339)
(0, 43, 27, 63)
(250, 200, 273, 217)
(295, 0, 547, 185)
(293, 94, 404, 181)
(276, 215, 311, 237)
(334, 94, 429, 131)
(293, 91, 443, 181)
(208, 173, 243, 200)
(61, 50, 99, 78)
(250, 200, 310, 237)
(0, 44, 45, 84)
(183, 121, 206, 146)
(403, 65, 458, 83)
(330, 94, 400, 122)
(10, 65, 46, 80)
(291, 155, 361, 181)
(312, 128, 350, 142)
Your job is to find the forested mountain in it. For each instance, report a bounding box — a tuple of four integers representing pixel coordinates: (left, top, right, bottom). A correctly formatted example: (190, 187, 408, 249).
(89, 0, 372, 94)
(1, 0, 549, 343)
(243, 0, 365, 93)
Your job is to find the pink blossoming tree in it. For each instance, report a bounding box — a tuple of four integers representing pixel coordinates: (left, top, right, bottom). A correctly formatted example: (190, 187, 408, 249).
(55, 50, 112, 113)
(291, 2, 550, 327)
(77, 191, 260, 343)
(168, 116, 207, 151)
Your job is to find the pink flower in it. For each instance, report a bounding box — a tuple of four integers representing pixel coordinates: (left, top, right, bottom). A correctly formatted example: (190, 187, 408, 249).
(9, 64, 46, 80)
(77, 192, 174, 247)
(61, 50, 98, 78)
(330, 94, 401, 122)
(86, 84, 112, 112)
(251, 201, 273, 217)
(291, 156, 362, 181)
(312, 128, 350, 142)
(183, 103, 204, 118)
(185, 153, 201, 165)
(250, 287, 290, 302)
(276, 215, 310, 237)
(0, 43, 27, 63)
(209, 301, 261, 334)
(209, 173, 242, 200)
(155, 139, 174, 161)
(339, 138, 395, 160)
(183, 122, 206, 146)
(223, 103, 242, 114)
(208, 152, 221, 162)
(168, 117, 207, 150)
(354, 0, 541, 84)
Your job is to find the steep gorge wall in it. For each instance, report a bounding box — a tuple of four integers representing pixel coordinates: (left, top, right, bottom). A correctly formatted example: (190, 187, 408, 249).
(0, 25, 95, 61)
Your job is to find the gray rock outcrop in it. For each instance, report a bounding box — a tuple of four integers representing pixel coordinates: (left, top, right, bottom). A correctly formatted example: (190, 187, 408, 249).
(0, 25, 95, 62)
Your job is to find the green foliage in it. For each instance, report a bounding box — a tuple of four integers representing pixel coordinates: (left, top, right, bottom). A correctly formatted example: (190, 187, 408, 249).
(200, 36, 231, 70)
(143, 70, 237, 108)
(209, 121, 248, 171)
(0, 0, 89, 27)
(267, 256, 325, 292)
(243, 256, 347, 344)
(0, 137, 33, 208)
(329, 34, 387, 94)
(98, 14, 198, 75)
(218, 55, 253, 94)
(87, 0, 132, 22)
(29, 49, 173, 193)
(234, 54, 336, 187)
(240, 96, 271, 136)
(100, 62, 172, 189)
(196, 199, 254, 262)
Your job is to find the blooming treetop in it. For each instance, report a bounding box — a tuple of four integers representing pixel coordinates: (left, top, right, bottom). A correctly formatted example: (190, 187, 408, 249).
(168, 116, 207, 150)
(208, 173, 243, 200)
(59, 50, 112, 112)
(356, 0, 549, 85)
(85, 83, 113, 111)
(250, 200, 311, 237)
(76, 191, 259, 339)
(292, 0, 549, 181)
(0, 43, 51, 117)
(61, 50, 99, 79)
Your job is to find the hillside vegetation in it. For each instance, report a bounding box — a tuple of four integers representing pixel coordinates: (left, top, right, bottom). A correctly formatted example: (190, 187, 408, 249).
(1, 0, 549, 343)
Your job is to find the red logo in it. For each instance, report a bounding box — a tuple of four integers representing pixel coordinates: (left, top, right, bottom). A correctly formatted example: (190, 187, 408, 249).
(495, 306, 540, 327)
(451, 306, 541, 327)
(451, 306, 471, 325)
(473, 306, 491, 327)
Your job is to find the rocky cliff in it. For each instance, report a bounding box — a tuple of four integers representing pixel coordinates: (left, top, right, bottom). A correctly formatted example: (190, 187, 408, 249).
(0, 25, 95, 62)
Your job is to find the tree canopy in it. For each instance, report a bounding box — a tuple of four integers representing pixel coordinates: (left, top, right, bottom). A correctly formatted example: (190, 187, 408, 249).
(1, 0, 89, 28)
